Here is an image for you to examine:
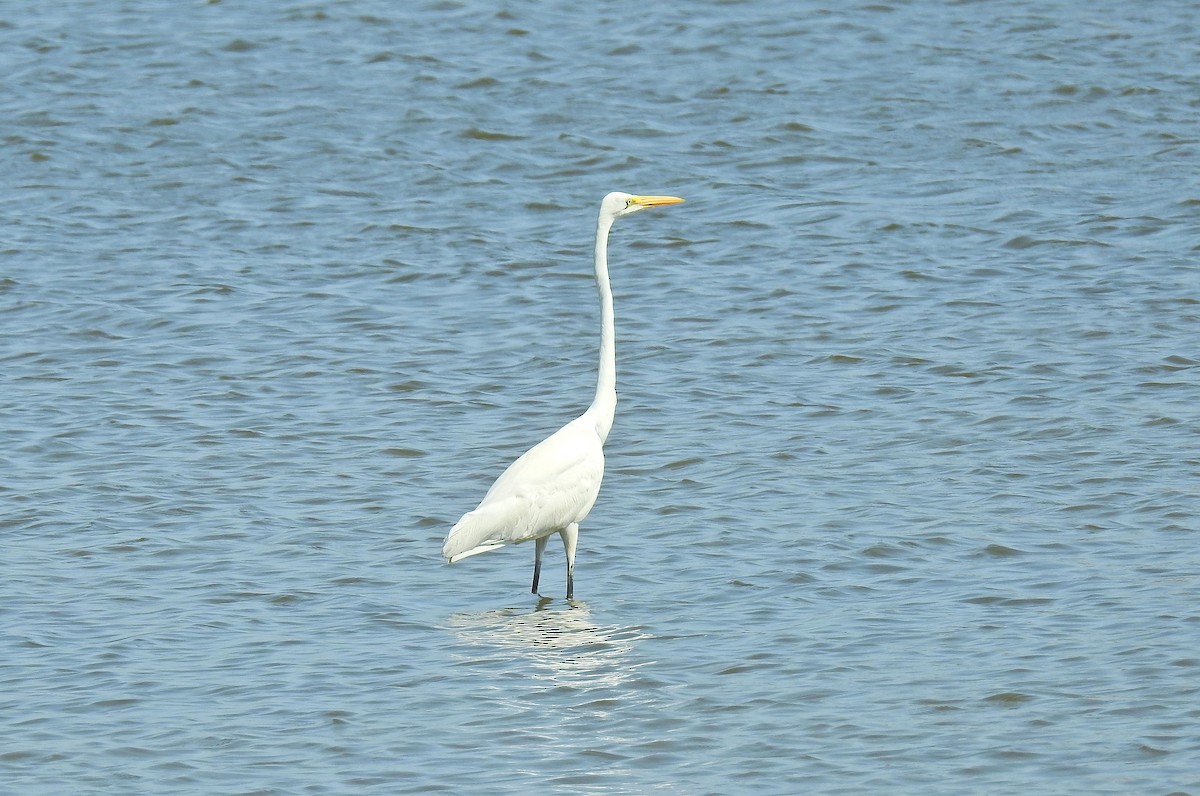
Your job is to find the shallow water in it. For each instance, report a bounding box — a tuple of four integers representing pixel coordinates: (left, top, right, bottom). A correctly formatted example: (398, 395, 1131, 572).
(3, 1, 1199, 793)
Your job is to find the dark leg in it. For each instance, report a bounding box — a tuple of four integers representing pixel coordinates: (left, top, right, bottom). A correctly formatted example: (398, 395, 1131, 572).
(560, 523, 579, 599)
(531, 536, 548, 594)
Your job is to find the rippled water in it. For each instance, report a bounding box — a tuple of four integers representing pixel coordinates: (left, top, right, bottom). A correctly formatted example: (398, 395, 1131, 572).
(4, 1, 1199, 793)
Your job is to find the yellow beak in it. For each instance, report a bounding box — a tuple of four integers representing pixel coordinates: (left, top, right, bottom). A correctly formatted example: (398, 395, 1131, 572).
(629, 195, 685, 208)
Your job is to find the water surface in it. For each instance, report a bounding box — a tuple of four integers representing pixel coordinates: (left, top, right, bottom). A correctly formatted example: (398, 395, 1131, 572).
(3, 1, 1198, 793)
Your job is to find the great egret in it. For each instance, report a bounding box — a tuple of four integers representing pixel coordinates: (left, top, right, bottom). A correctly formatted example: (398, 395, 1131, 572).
(442, 192, 685, 598)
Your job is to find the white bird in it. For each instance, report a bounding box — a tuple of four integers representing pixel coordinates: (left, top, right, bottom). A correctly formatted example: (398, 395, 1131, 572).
(442, 192, 685, 598)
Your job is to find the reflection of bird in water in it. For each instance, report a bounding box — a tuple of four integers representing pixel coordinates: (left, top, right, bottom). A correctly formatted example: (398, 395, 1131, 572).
(442, 192, 685, 599)
(446, 601, 650, 690)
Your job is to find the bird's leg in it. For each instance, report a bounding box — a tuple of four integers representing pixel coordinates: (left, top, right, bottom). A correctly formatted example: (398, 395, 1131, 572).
(560, 523, 579, 599)
(531, 536, 549, 594)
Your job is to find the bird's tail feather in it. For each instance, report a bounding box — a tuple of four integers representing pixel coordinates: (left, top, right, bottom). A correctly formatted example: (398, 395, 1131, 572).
(447, 542, 505, 564)
(442, 506, 509, 562)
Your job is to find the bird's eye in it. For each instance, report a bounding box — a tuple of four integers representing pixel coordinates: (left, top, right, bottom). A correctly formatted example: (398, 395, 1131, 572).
(625, 199, 634, 208)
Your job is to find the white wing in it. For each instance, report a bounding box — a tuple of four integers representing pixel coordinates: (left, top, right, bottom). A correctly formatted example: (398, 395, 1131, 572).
(442, 415, 605, 563)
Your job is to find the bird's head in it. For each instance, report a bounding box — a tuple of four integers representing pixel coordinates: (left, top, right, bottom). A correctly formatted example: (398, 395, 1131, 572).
(604, 191, 685, 220)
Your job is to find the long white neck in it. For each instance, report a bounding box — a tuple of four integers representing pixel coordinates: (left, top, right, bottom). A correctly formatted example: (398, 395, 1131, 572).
(587, 212, 617, 443)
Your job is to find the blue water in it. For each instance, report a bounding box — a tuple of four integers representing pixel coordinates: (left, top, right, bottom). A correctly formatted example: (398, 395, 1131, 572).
(3, 1, 1198, 793)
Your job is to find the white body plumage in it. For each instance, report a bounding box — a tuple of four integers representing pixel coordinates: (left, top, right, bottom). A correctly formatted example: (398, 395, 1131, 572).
(442, 414, 604, 563)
